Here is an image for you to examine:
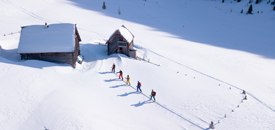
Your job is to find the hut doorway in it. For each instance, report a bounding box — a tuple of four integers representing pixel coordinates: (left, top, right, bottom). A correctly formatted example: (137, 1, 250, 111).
(118, 47, 123, 53)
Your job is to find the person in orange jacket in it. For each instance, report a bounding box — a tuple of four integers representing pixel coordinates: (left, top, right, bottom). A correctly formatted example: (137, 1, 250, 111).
(125, 75, 131, 85)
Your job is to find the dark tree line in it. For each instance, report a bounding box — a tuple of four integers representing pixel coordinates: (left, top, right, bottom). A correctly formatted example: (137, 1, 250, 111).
(221, 0, 275, 14)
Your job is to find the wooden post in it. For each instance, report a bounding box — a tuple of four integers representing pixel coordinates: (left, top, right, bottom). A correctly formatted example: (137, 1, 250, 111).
(209, 121, 215, 129)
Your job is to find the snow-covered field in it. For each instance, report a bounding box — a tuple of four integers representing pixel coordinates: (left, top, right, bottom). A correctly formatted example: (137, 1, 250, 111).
(0, 0, 275, 130)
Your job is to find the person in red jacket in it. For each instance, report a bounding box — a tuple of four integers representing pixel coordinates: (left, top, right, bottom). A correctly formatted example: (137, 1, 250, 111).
(118, 70, 123, 80)
(150, 89, 156, 101)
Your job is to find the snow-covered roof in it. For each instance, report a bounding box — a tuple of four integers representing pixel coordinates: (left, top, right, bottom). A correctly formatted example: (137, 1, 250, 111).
(117, 25, 134, 43)
(18, 23, 76, 53)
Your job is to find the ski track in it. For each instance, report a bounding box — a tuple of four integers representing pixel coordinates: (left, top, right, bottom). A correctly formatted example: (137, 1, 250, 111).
(0, 47, 219, 130)
(2, 0, 61, 23)
(98, 59, 205, 130)
(132, 45, 275, 128)
(2, 0, 106, 42)
(76, 43, 273, 129)
(1, 25, 273, 130)
(5, 0, 44, 22)
(97, 57, 194, 129)
(144, 47, 275, 113)
(1, 0, 274, 129)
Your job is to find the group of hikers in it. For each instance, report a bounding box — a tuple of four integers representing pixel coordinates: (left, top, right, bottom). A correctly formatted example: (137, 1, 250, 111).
(112, 63, 156, 101)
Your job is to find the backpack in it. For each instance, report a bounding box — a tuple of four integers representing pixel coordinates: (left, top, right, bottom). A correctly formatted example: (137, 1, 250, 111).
(138, 82, 141, 87)
(152, 91, 156, 96)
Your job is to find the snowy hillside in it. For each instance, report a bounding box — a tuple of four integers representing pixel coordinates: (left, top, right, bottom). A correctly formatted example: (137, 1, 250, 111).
(0, 0, 275, 130)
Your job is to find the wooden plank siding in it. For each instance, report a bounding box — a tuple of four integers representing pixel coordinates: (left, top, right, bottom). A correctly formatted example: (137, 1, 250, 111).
(107, 30, 136, 58)
(19, 25, 81, 68)
(20, 52, 75, 66)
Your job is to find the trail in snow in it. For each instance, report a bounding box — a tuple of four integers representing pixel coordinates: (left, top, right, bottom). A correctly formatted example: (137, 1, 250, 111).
(1, 0, 274, 129)
(98, 59, 206, 129)
(1, 36, 271, 129)
(143, 47, 275, 113)
(99, 72, 196, 130)
(133, 44, 274, 128)
(6, 0, 272, 115)
(0, 31, 20, 38)
(2, 0, 108, 42)
(128, 81, 205, 129)
(0, 41, 252, 129)
(2, 0, 62, 23)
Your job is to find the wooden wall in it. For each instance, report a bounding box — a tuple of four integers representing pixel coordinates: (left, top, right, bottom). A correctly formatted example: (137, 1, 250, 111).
(19, 27, 81, 68)
(107, 31, 136, 58)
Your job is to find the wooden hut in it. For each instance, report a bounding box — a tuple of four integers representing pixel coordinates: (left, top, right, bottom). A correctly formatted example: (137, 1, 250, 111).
(17, 23, 81, 68)
(106, 25, 136, 58)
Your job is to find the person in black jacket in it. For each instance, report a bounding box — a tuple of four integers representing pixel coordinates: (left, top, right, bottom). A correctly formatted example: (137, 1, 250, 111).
(111, 63, 116, 73)
(136, 81, 142, 92)
(150, 89, 156, 101)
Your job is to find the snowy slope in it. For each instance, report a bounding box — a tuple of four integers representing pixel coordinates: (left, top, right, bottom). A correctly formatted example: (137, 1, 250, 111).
(0, 0, 275, 130)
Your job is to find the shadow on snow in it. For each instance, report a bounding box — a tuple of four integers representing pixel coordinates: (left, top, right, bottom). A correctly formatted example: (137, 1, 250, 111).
(131, 99, 154, 107)
(99, 71, 114, 74)
(118, 91, 139, 97)
(104, 78, 122, 82)
(110, 84, 127, 88)
(67, 0, 275, 59)
(0, 43, 108, 69)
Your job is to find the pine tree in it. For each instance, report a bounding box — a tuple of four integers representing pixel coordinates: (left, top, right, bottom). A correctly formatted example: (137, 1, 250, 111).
(237, 0, 241, 2)
(255, 0, 262, 4)
(241, 9, 243, 13)
(118, 8, 121, 15)
(222, 0, 225, 3)
(247, 5, 253, 14)
(102, 1, 106, 10)
(273, 6, 275, 10)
